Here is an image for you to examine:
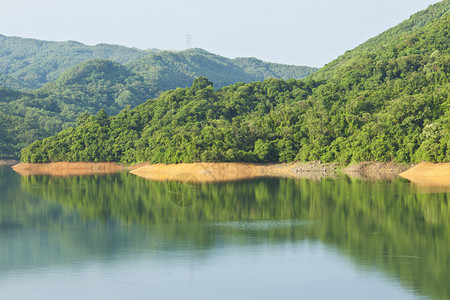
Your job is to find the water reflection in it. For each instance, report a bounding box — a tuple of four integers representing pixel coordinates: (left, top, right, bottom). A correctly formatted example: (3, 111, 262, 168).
(0, 166, 449, 299)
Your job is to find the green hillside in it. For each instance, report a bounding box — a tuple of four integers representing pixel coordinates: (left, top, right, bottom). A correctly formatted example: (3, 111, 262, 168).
(0, 48, 316, 159)
(0, 59, 151, 158)
(0, 35, 154, 90)
(127, 48, 318, 91)
(231, 57, 316, 81)
(312, 0, 450, 81)
(40, 59, 152, 117)
(0, 35, 317, 91)
(21, 1, 450, 164)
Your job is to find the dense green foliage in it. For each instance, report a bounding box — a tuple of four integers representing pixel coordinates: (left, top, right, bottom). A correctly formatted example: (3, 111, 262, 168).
(0, 34, 316, 91)
(314, 0, 450, 81)
(0, 35, 154, 90)
(0, 41, 316, 159)
(232, 57, 316, 80)
(127, 48, 318, 91)
(0, 60, 152, 158)
(10, 171, 448, 299)
(20, 1, 450, 164)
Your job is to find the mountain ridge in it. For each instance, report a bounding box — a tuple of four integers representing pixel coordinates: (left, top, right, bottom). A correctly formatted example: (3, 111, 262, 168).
(0, 35, 317, 90)
(0, 34, 154, 90)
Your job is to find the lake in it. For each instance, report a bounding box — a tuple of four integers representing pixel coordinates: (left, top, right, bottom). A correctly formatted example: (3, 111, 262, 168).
(0, 165, 448, 299)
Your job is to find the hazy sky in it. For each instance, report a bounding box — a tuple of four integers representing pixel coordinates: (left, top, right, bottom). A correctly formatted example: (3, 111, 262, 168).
(0, 0, 441, 67)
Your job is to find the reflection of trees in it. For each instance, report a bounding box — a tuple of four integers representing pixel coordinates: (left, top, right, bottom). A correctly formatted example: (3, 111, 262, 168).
(12, 172, 450, 299)
(0, 166, 77, 230)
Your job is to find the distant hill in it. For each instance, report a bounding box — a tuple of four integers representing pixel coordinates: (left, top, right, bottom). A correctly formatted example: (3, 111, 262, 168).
(0, 35, 317, 91)
(0, 59, 154, 158)
(127, 48, 318, 92)
(39, 59, 152, 117)
(0, 34, 155, 90)
(21, 1, 449, 164)
(231, 57, 316, 81)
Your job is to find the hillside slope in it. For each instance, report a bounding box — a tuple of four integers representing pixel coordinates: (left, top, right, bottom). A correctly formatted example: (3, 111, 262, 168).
(0, 59, 151, 158)
(128, 48, 318, 91)
(0, 35, 154, 89)
(231, 57, 316, 81)
(0, 35, 317, 91)
(313, 0, 450, 80)
(21, 1, 450, 164)
(0, 50, 316, 159)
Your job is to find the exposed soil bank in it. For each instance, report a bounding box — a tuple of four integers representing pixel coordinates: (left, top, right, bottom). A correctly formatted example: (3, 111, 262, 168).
(0, 159, 19, 166)
(12, 162, 126, 176)
(400, 162, 450, 187)
(130, 161, 339, 183)
(342, 162, 413, 180)
(11, 161, 448, 187)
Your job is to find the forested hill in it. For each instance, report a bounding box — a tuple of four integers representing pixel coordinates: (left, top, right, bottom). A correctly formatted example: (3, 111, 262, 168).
(0, 59, 152, 159)
(21, 1, 449, 164)
(0, 35, 317, 160)
(0, 35, 317, 90)
(312, 0, 450, 81)
(0, 35, 155, 90)
(127, 48, 318, 91)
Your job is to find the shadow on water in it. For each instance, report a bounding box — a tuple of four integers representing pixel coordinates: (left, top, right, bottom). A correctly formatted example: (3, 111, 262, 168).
(0, 166, 449, 299)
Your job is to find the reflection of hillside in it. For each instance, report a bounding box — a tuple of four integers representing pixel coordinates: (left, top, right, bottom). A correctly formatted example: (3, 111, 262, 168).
(0, 166, 77, 231)
(10, 172, 450, 299)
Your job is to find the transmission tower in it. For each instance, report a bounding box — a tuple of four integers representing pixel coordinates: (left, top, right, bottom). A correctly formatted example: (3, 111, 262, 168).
(185, 33, 192, 49)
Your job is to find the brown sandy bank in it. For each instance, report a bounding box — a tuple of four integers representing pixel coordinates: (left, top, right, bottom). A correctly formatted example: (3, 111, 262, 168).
(0, 159, 19, 166)
(130, 161, 339, 183)
(12, 161, 447, 186)
(400, 162, 450, 187)
(342, 162, 412, 180)
(12, 162, 126, 176)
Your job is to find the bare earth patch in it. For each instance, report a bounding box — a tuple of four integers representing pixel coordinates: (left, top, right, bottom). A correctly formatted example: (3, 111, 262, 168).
(131, 163, 264, 183)
(400, 162, 450, 187)
(12, 162, 126, 176)
(130, 161, 340, 183)
(10, 161, 449, 188)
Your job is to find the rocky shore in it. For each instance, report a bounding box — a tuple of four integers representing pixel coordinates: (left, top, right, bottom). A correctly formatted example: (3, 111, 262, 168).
(341, 162, 413, 180)
(0, 159, 20, 166)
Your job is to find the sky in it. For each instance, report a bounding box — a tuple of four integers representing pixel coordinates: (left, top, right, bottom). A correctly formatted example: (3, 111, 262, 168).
(0, 0, 441, 67)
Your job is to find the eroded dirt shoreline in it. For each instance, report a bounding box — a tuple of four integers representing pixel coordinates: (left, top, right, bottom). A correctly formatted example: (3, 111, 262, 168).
(12, 162, 126, 176)
(399, 162, 450, 186)
(12, 161, 339, 180)
(130, 161, 341, 183)
(10, 160, 420, 182)
(10, 161, 449, 186)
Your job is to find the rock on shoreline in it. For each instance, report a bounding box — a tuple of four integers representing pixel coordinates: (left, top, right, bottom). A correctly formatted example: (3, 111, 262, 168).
(0, 159, 20, 166)
(342, 162, 413, 180)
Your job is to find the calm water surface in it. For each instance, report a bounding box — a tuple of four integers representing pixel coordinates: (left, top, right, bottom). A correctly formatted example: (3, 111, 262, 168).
(0, 166, 448, 299)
